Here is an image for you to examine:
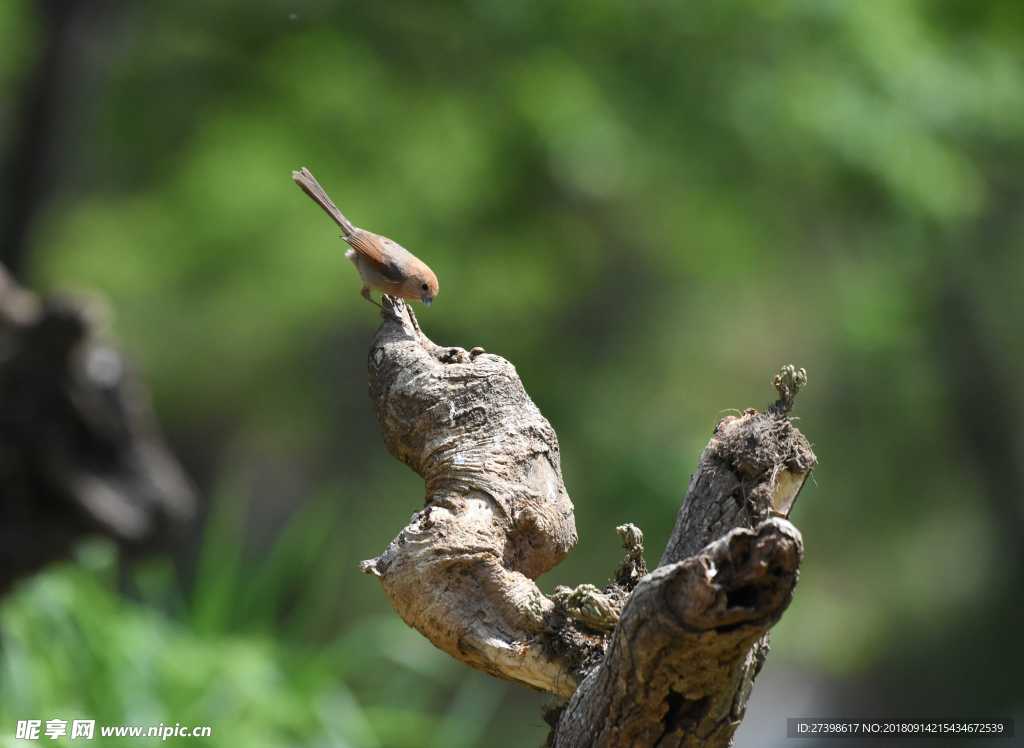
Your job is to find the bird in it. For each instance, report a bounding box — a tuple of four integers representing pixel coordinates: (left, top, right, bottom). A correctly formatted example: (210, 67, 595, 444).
(292, 167, 439, 307)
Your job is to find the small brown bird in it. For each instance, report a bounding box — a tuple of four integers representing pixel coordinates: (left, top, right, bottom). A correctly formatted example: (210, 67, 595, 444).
(292, 167, 439, 307)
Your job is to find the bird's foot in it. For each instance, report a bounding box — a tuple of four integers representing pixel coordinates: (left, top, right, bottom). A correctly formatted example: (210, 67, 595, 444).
(361, 287, 383, 308)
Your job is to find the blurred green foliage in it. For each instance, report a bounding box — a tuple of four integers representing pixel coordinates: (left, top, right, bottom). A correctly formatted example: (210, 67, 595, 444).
(0, 534, 516, 748)
(2, 0, 1023, 745)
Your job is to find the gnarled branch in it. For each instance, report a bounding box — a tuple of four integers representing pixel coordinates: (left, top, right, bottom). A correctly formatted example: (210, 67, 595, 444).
(361, 298, 816, 745)
(360, 298, 579, 695)
(555, 519, 802, 747)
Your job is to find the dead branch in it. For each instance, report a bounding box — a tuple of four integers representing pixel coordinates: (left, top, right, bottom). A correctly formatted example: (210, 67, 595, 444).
(361, 297, 816, 745)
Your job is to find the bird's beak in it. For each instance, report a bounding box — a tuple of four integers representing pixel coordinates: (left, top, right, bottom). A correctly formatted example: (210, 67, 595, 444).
(422, 297, 432, 307)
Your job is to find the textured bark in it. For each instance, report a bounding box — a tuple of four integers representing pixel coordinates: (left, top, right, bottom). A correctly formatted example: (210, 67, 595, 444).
(360, 297, 580, 695)
(661, 398, 815, 567)
(362, 298, 816, 745)
(0, 266, 195, 594)
(555, 520, 802, 747)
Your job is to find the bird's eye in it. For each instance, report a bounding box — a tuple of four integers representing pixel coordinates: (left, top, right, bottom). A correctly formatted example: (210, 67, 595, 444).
(421, 283, 428, 291)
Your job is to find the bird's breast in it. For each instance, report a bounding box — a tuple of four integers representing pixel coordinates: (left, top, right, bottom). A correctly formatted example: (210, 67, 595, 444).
(351, 253, 406, 296)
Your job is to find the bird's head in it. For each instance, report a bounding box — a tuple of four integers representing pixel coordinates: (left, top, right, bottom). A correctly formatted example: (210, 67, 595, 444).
(408, 265, 439, 306)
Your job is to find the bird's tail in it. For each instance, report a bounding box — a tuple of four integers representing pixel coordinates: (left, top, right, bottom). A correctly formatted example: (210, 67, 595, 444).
(292, 167, 357, 237)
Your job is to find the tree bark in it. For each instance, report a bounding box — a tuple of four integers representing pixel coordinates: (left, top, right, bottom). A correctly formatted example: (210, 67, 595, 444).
(362, 297, 816, 746)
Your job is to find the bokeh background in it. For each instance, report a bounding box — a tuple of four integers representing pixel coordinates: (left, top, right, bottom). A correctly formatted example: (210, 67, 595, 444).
(2, 1, 1022, 746)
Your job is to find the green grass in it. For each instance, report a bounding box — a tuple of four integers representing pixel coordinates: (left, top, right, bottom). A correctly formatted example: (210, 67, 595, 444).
(0, 497, 513, 748)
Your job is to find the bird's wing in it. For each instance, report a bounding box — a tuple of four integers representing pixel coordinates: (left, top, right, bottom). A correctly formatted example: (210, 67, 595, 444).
(347, 231, 406, 282)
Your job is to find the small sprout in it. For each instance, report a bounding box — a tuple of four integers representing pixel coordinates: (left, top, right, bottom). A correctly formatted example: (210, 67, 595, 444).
(616, 523, 644, 550)
(771, 365, 807, 414)
(614, 523, 648, 589)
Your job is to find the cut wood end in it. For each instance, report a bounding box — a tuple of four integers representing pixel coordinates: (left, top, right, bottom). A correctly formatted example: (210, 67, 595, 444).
(770, 467, 809, 517)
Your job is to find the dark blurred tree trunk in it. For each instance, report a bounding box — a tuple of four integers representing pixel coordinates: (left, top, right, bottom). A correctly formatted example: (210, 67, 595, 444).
(869, 210, 1024, 715)
(0, 266, 195, 594)
(0, 0, 89, 278)
(932, 278, 1024, 572)
(0, 3, 197, 592)
(0, 0, 216, 597)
